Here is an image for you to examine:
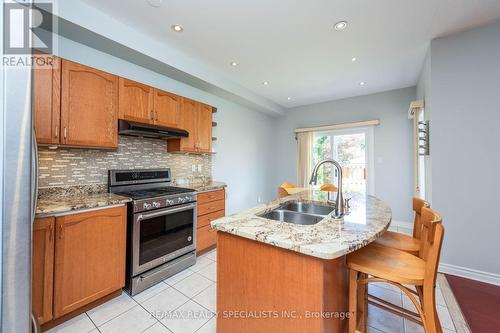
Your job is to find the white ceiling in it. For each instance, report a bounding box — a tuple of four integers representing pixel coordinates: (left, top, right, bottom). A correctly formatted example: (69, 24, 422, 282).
(80, 0, 500, 108)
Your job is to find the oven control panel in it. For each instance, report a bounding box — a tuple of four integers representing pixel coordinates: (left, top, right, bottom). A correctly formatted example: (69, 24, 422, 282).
(134, 194, 197, 213)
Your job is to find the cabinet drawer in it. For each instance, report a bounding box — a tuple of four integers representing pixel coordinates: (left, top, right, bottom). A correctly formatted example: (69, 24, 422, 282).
(198, 189, 225, 205)
(198, 199, 225, 216)
(197, 210, 225, 229)
(197, 224, 217, 253)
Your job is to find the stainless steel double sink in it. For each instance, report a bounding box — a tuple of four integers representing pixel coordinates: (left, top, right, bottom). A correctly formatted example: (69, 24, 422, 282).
(257, 201, 334, 225)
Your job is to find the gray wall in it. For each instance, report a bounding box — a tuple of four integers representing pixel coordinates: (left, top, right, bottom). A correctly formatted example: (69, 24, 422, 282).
(55, 36, 276, 215)
(428, 21, 500, 275)
(416, 49, 433, 202)
(273, 87, 416, 222)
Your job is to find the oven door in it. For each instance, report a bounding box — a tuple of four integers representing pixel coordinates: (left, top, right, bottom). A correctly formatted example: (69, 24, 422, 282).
(132, 202, 197, 276)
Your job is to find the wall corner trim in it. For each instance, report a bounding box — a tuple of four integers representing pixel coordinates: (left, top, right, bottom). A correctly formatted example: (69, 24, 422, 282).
(439, 263, 500, 286)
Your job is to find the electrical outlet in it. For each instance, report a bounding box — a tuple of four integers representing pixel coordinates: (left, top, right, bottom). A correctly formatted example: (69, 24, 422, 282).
(257, 196, 262, 203)
(198, 164, 202, 172)
(191, 164, 196, 172)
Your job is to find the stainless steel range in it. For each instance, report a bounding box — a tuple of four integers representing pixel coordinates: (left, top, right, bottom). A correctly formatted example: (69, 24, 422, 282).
(108, 169, 197, 296)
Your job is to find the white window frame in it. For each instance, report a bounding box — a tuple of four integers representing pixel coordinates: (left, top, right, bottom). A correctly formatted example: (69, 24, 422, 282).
(313, 126, 375, 195)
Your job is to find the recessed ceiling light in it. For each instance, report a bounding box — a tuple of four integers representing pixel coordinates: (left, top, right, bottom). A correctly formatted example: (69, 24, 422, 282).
(287, 97, 292, 101)
(359, 81, 366, 86)
(146, 0, 163, 7)
(334, 21, 348, 31)
(171, 25, 184, 32)
(351, 57, 357, 62)
(262, 81, 269, 86)
(230, 61, 238, 67)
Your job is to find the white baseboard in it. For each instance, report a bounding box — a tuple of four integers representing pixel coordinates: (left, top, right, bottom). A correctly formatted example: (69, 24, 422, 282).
(390, 220, 413, 229)
(439, 262, 500, 286)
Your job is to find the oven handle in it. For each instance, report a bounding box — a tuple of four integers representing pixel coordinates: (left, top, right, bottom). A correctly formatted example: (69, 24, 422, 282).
(136, 203, 197, 222)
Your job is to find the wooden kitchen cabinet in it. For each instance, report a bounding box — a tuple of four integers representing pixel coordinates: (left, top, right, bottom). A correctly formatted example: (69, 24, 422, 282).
(53, 206, 126, 317)
(167, 98, 213, 153)
(32, 217, 55, 325)
(196, 103, 213, 153)
(197, 189, 225, 254)
(154, 88, 181, 128)
(60, 59, 118, 149)
(33, 54, 61, 145)
(118, 77, 154, 124)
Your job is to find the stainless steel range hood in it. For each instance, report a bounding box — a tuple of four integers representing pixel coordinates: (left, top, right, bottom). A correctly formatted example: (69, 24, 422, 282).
(118, 120, 189, 139)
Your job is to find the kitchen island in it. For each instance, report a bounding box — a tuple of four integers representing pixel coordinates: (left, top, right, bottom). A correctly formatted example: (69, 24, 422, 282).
(211, 190, 392, 333)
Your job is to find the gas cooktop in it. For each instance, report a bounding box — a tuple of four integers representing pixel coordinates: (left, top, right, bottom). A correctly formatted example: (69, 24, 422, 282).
(114, 186, 194, 200)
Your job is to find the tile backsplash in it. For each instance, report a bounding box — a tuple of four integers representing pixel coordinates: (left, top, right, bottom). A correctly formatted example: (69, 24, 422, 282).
(38, 136, 211, 188)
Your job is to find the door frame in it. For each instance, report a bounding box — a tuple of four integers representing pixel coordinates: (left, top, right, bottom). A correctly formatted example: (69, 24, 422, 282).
(313, 126, 375, 195)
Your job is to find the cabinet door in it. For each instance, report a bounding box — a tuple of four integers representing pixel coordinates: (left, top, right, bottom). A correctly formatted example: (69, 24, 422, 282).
(154, 89, 180, 128)
(33, 54, 61, 144)
(118, 78, 154, 124)
(53, 207, 126, 317)
(196, 103, 212, 153)
(32, 217, 55, 325)
(61, 60, 118, 148)
(179, 98, 198, 151)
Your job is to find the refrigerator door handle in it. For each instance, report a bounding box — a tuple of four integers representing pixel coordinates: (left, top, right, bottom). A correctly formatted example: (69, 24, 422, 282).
(31, 313, 41, 333)
(31, 128, 39, 220)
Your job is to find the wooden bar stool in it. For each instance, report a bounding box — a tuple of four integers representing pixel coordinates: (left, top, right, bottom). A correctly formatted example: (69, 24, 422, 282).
(320, 183, 338, 192)
(347, 207, 445, 333)
(278, 182, 296, 198)
(374, 198, 430, 255)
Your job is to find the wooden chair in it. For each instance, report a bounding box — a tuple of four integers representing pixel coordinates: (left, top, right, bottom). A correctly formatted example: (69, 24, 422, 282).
(347, 207, 445, 333)
(320, 183, 338, 192)
(278, 182, 296, 198)
(374, 198, 430, 255)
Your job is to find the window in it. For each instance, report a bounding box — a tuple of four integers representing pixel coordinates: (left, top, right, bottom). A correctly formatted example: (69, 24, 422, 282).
(312, 127, 374, 194)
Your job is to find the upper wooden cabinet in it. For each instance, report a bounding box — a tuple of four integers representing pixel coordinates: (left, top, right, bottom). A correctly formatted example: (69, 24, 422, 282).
(154, 89, 181, 128)
(32, 217, 55, 325)
(197, 103, 213, 153)
(61, 60, 118, 149)
(33, 54, 61, 145)
(118, 78, 154, 124)
(167, 98, 213, 153)
(33, 58, 119, 149)
(53, 206, 126, 317)
(118, 80, 181, 128)
(33, 55, 215, 152)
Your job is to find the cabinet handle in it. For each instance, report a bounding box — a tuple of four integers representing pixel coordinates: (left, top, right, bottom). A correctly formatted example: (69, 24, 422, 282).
(49, 225, 54, 242)
(58, 225, 64, 239)
(155, 111, 158, 121)
(63, 127, 67, 139)
(54, 126, 59, 138)
(150, 110, 154, 120)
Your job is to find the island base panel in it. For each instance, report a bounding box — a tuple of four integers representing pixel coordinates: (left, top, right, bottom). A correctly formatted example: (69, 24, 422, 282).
(216, 232, 349, 333)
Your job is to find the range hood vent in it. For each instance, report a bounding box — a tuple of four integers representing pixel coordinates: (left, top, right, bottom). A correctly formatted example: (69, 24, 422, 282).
(118, 120, 189, 139)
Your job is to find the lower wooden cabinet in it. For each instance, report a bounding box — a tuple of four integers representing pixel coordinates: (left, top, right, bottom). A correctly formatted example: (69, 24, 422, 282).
(32, 206, 127, 324)
(32, 217, 55, 325)
(196, 189, 225, 254)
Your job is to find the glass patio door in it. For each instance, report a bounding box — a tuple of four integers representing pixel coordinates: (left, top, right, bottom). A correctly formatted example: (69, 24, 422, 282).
(312, 127, 374, 194)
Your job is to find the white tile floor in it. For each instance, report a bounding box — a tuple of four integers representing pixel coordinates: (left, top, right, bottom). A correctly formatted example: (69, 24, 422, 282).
(47, 248, 458, 333)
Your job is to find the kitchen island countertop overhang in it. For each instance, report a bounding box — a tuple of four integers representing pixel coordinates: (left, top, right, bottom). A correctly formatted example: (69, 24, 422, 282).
(210, 189, 392, 259)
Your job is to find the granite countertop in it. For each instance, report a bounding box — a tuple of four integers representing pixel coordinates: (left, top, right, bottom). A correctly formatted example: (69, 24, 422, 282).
(35, 181, 226, 217)
(36, 185, 131, 217)
(187, 181, 227, 192)
(210, 190, 392, 260)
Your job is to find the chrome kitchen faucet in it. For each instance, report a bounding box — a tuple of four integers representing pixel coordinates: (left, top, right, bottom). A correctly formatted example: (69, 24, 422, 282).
(309, 158, 346, 218)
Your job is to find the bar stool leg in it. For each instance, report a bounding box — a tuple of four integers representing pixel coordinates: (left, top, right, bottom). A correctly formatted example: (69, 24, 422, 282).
(357, 273, 368, 332)
(348, 269, 358, 333)
(423, 286, 442, 333)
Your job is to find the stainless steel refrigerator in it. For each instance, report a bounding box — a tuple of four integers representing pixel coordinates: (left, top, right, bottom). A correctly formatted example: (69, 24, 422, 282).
(1, 21, 36, 333)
